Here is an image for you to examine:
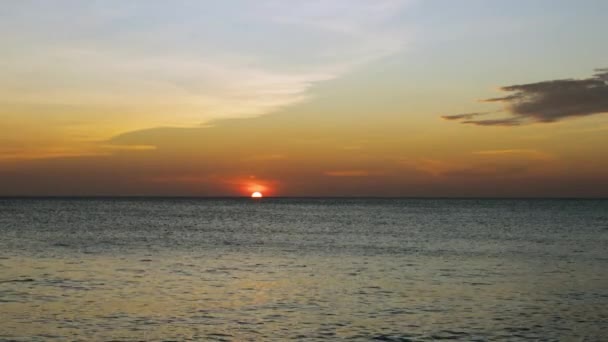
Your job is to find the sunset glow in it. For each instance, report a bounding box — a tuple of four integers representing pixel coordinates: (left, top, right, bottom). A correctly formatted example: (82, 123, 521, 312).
(0, 1, 607, 197)
(251, 192, 263, 198)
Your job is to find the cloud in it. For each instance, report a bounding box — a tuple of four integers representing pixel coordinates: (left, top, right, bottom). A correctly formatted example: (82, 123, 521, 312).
(243, 154, 286, 162)
(472, 149, 553, 161)
(325, 170, 372, 177)
(402, 158, 502, 178)
(402, 148, 555, 179)
(0, 1, 412, 159)
(1, 1, 412, 123)
(441, 112, 489, 121)
(461, 117, 523, 126)
(446, 69, 608, 126)
(472, 149, 536, 155)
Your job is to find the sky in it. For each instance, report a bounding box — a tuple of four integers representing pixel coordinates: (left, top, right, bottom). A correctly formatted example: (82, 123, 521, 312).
(1, 0, 608, 197)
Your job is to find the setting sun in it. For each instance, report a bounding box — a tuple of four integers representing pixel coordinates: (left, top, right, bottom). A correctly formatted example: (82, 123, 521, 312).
(251, 191, 263, 198)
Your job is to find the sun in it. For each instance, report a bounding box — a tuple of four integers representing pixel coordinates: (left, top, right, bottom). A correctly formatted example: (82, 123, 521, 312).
(251, 191, 263, 198)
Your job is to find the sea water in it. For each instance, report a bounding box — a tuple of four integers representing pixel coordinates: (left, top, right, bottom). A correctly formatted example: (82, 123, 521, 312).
(0, 198, 607, 341)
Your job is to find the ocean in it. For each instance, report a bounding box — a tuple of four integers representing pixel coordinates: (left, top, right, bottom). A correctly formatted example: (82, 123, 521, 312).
(0, 198, 606, 341)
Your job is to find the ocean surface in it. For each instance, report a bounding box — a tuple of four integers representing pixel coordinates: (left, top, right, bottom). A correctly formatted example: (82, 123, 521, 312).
(0, 198, 607, 341)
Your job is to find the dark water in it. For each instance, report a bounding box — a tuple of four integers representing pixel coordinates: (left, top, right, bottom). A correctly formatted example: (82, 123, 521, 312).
(0, 198, 607, 341)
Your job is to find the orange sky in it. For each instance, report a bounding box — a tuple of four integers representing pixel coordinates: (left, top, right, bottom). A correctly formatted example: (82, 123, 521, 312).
(1, 1, 608, 197)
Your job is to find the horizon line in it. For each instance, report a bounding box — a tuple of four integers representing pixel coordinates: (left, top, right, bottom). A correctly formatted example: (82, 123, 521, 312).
(1, 196, 606, 200)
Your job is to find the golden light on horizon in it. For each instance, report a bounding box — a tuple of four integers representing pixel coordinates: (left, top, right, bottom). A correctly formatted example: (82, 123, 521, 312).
(241, 179, 275, 198)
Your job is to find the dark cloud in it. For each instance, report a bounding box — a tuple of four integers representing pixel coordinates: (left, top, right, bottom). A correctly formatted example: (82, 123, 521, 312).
(445, 69, 608, 126)
(461, 118, 522, 126)
(441, 112, 489, 120)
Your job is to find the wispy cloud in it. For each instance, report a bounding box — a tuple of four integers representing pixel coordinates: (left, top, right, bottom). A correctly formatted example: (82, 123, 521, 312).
(100, 144, 157, 152)
(243, 154, 286, 162)
(402, 148, 555, 178)
(325, 170, 373, 177)
(1, 1, 412, 123)
(461, 118, 523, 127)
(441, 112, 490, 121)
(445, 69, 608, 126)
(0, 1, 413, 160)
(472, 149, 553, 161)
